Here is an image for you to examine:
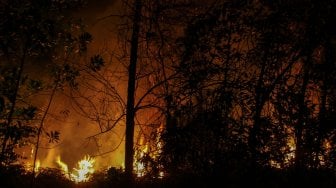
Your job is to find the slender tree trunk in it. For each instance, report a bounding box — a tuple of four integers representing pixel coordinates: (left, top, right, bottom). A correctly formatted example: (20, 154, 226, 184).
(295, 8, 318, 171)
(248, 58, 267, 168)
(315, 39, 334, 168)
(315, 71, 327, 168)
(30, 85, 57, 188)
(295, 62, 309, 171)
(125, 0, 142, 182)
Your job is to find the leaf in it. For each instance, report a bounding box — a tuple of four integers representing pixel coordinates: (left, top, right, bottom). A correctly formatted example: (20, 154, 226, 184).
(89, 55, 105, 72)
(79, 32, 93, 43)
(78, 32, 93, 52)
(46, 131, 60, 143)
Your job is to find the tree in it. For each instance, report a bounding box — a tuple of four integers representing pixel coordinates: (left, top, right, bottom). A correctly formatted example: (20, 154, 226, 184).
(160, 0, 336, 176)
(0, 0, 90, 170)
(124, 0, 142, 181)
(70, 0, 198, 180)
(161, 0, 255, 177)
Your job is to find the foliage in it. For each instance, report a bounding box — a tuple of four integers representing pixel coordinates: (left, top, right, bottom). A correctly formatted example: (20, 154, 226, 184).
(2, 0, 336, 186)
(34, 168, 74, 188)
(46, 131, 60, 143)
(0, 165, 75, 188)
(89, 55, 105, 72)
(0, 0, 89, 165)
(160, 0, 336, 179)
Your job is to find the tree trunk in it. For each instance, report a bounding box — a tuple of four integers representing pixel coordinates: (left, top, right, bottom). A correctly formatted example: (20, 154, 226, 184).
(248, 57, 267, 168)
(124, 0, 142, 182)
(295, 61, 309, 171)
(30, 85, 57, 188)
(315, 39, 334, 168)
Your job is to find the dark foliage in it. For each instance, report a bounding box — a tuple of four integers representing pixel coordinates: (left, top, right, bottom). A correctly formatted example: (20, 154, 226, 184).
(2, 0, 336, 187)
(0, 166, 74, 188)
(159, 0, 336, 185)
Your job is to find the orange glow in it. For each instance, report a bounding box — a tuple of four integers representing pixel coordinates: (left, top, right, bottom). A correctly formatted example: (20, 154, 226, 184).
(34, 160, 41, 173)
(134, 126, 164, 178)
(270, 137, 295, 168)
(324, 140, 331, 151)
(286, 137, 296, 163)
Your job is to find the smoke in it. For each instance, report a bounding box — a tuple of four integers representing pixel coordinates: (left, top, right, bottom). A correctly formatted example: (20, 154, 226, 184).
(29, 92, 125, 171)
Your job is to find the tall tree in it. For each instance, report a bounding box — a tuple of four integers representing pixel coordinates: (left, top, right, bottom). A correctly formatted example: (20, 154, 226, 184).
(125, 0, 142, 181)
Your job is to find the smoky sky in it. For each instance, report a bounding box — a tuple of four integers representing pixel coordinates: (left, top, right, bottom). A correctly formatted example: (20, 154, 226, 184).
(76, 0, 119, 25)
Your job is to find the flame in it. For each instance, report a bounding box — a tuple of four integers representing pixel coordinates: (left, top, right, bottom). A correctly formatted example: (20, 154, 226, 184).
(134, 126, 165, 178)
(286, 137, 295, 162)
(31, 147, 34, 159)
(159, 171, 164, 178)
(34, 160, 41, 173)
(55, 155, 95, 183)
(270, 137, 296, 168)
(134, 141, 148, 177)
(71, 155, 95, 183)
(324, 140, 331, 151)
(135, 161, 145, 177)
(56, 155, 69, 174)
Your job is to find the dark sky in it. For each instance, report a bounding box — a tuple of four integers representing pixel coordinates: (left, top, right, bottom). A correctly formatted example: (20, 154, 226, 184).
(77, 0, 119, 24)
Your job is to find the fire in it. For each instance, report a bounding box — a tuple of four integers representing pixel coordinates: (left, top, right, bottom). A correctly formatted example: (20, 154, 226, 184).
(134, 126, 165, 178)
(34, 160, 41, 173)
(134, 141, 148, 177)
(134, 144, 165, 178)
(135, 154, 146, 177)
(135, 162, 145, 177)
(55, 155, 95, 183)
(286, 137, 296, 162)
(56, 155, 69, 175)
(71, 155, 95, 183)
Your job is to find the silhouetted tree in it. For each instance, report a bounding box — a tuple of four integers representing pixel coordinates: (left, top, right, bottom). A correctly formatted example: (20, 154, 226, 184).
(0, 0, 80, 165)
(0, 0, 92, 176)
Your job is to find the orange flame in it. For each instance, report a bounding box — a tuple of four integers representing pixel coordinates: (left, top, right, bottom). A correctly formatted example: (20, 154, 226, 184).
(34, 160, 41, 173)
(56, 155, 69, 173)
